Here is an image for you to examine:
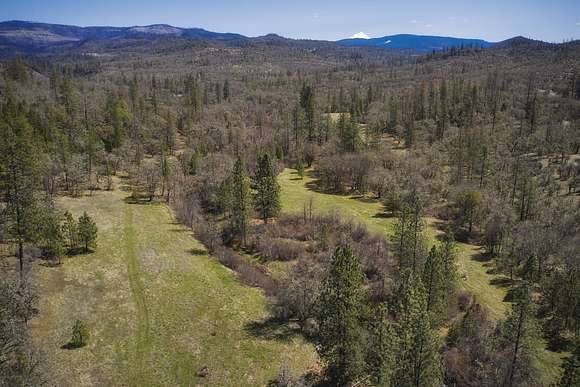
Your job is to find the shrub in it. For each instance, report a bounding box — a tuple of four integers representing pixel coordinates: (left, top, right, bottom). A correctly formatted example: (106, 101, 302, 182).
(295, 159, 305, 179)
(275, 259, 324, 322)
(257, 237, 306, 261)
(383, 188, 403, 214)
(194, 220, 222, 253)
(214, 247, 277, 295)
(70, 319, 89, 348)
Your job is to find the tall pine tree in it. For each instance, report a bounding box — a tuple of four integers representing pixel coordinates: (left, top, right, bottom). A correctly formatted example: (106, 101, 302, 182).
(231, 157, 251, 245)
(77, 212, 97, 253)
(422, 246, 447, 326)
(0, 99, 42, 276)
(392, 191, 427, 274)
(440, 230, 459, 302)
(391, 269, 443, 386)
(498, 282, 540, 387)
(367, 303, 395, 386)
(318, 245, 364, 385)
(254, 153, 280, 223)
(559, 340, 580, 387)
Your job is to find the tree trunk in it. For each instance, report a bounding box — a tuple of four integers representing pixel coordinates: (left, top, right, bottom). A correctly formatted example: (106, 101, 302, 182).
(506, 308, 524, 387)
(18, 241, 24, 279)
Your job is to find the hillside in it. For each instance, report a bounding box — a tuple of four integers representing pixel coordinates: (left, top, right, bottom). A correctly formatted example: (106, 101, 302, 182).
(337, 33, 494, 52)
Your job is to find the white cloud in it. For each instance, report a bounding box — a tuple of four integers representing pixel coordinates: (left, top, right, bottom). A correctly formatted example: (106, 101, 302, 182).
(350, 32, 371, 39)
(410, 19, 418, 24)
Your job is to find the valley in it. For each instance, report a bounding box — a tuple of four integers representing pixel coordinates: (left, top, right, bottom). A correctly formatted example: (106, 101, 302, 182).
(1, 9, 579, 386)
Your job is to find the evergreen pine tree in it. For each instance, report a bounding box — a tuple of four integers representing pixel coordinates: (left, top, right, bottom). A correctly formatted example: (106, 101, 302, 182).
(391, 269, 443, 387)
(338, 113, 360, 153)
(160, 148, 172, 200)
(0, 99, 42, 276)
(392, 193, 427, 274)
(367, 303, 395, 386)
(318, 245, 364, 385)
(440, 230, 459, 302)
(231, 157, 251, 245)
(41, 209, 65, 264)
(299, 82, 316, 142)
(223, 79, 230, 101)
(422, 246, 447, 326)
(77, 212, 98, 253)
(254, 153, 281, 223)
(218, 176, 234, 218)
(62, 211, 79, 253)
(404, 119, 415, 148)
(499, 282, 540, 387)
(295, 158, 305, 179)
(559, 340, 580, 387)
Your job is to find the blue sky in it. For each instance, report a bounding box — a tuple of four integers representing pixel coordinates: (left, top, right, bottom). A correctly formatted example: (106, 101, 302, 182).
(1, 0, 578, 42)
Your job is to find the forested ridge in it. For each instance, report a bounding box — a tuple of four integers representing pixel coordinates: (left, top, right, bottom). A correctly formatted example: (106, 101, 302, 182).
(1, 35, 579, 386)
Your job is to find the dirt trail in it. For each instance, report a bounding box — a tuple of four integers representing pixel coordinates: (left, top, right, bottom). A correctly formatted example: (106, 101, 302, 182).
(123, 205, 151, 384)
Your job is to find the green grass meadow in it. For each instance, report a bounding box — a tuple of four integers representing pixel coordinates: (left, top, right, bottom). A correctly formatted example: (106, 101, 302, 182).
(30, 189, 316, 386)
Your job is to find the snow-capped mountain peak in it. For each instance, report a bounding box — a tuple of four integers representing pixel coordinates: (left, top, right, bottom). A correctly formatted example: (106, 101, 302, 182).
(349, 32, 370, 39)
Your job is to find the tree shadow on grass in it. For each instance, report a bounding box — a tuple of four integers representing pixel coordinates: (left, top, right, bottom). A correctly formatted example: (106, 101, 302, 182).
(123, 196, 160, 205)
(489, 277, 515, 288)
(167, 222, 195, 233)
(61, 342, 82, 350)
(244, 316, 303, 342)
(304, 180, 323, 192)
(188, 248, 207, 256)
(502, 286, 520, 302)
(486, 266, 507, 276)
(300, 173, 382, 207)
(372, 211, 395, 219)
(38, 260, 61, 268)
(349, 195, 378, 204)
(471, 252, 494, 263)
(68, 247, 93, 256)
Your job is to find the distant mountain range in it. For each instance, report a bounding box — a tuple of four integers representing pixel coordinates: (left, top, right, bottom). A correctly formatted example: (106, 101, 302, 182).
(0, 20, 553, 56)
(337, 34, 494, 51)
(0, 20, 248, 44)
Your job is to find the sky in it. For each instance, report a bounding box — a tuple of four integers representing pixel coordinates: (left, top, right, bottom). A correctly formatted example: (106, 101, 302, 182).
(1, 0, 578, 42)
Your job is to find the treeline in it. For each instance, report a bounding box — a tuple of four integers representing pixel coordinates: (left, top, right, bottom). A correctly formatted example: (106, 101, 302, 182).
(0, 96, 99, 383)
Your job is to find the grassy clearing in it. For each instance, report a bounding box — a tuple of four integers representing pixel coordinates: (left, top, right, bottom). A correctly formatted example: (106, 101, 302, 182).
(278, 167, 563, 384)
(279, 168, 507, 319)
(30, 189, 316, 386)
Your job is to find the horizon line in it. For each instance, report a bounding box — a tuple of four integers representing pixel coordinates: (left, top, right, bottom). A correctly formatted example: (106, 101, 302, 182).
(2, 19, 576, 44)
